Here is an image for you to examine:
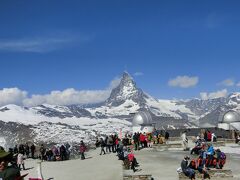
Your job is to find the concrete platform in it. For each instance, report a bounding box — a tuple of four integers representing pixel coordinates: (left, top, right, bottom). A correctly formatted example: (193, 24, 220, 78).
(21, 145, 240, 180)
(22, 149, 123, 180)
(133, 148, 240, 180)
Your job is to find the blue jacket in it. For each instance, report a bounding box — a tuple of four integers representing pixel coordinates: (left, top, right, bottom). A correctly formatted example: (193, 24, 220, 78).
(207, 145, 214, 155)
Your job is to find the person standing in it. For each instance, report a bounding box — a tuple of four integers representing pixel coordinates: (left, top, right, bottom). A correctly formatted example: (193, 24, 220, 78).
(181, 131, 188, 151)
(211, 133, 217, 142)
(24, 143, 30, 158)
(133, 133, 139, 151)
(207, 130, 212, 142)
(99, 138, 106, 155)
(204, 130, 208, 142)
(39, 144, 46, 161)
(17, 151, 25, 170)
(165, 131, 169, 144)
(79, 140, 86, 160)
(30, 144, 36, 159)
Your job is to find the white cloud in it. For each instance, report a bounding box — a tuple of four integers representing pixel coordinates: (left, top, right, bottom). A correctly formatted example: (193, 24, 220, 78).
(200, 89, 228, 100)
(23, 88, 111, 107)
(0, 78, 121, 107)
(133, 72, 144, 76)
(168, 75, 199, 88)
(0, 33, 93, 53)
(0, 88, 27, 107)
(218, 78, 235, 86)
(0, 38, 74, 53)
(108, 77, 121, 89)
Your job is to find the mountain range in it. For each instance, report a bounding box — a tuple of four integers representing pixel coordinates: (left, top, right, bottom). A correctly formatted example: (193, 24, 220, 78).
(1, 72, 240, 148)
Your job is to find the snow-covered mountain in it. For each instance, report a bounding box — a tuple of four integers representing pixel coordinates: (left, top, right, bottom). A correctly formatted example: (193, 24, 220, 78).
(0, 104, 131, 149)
(199, 93, 240, 127)
(1, 72, 240, 148)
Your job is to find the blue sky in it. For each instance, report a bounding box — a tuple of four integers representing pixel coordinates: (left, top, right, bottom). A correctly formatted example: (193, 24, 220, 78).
(0, 0, 240, 106)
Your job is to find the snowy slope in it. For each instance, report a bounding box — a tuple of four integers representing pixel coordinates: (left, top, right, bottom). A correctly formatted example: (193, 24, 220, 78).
(0, 104, 131, 146)
(87, 99, 140, 117)
(144, 94, 197, 120)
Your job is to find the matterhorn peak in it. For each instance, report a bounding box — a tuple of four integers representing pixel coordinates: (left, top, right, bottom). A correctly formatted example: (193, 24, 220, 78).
(122, 71, 132, 79)
(105, 72, 147, 107)
(118, 71, 136, 89)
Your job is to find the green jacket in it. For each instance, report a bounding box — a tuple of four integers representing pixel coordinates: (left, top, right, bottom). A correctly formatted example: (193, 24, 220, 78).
(0, 166, 20, 180)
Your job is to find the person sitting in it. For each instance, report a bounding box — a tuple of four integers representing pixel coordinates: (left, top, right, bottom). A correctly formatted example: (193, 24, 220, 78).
(117, 143, 124, 160)
(188, 158, 210, 179)
(191, 137, 203, 155)
(215, 149, 226, 169)
(206, 144, 214, 168)
(122, 146, 130, 169)
(181, 156, 195, 179)
(236, 134, 240, 144)
(127, 151, 139, 172)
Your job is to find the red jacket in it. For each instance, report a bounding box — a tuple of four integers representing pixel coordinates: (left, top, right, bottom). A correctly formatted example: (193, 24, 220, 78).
(128, 153, 134, 162)
(140, 134, 145, 142)
(207, 132, 212, 141)
(80, 144, 86, 152)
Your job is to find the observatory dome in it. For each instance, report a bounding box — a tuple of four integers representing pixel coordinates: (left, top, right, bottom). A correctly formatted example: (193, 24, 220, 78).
(222, 111, 240, 123)
(132, 111, 152, 126)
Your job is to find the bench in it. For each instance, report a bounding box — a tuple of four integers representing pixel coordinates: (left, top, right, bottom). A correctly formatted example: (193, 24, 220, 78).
(122, 162, 153, 180)
(217, 138, 236, 144)
(123, 174, 152, 180)
(123, 170, 152, 180)
(178, 169, 233, 179)
(123, 159, 131, 170)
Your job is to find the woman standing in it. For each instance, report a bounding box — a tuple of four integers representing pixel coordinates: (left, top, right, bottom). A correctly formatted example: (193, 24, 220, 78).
(79, 141, 86, 160)
(17, 151, 25, 170)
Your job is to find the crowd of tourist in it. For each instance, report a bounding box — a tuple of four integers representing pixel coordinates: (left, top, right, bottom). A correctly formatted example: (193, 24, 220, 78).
(179, 129, 229, 180)
(0, 128, 238, 179)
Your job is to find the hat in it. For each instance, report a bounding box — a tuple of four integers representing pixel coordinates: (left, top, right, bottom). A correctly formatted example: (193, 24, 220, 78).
(0, 149, 10, 159)
(184, 156, 190, 160)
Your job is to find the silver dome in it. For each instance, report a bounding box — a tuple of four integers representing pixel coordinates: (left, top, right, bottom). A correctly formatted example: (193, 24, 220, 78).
(222, 111, 240, 123)
(132, 111, 152, 126)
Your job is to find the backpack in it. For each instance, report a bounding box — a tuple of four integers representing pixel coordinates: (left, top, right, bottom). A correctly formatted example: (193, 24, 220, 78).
(220, 152, 226, 160)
